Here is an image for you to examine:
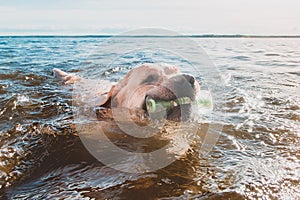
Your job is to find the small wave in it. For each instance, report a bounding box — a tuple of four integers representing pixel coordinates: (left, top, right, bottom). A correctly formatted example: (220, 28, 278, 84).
(252, 50, 265, 53)
(16, 95, 30, 106)
(265, 53, 281, 57)
(232, 56, 250, 61)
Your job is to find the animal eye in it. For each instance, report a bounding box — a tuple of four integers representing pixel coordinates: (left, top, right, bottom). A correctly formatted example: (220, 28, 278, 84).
(142, 74, 158, 84)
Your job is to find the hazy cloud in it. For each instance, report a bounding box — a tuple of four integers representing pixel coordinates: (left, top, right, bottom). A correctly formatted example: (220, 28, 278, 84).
(0, 0, 299, 35)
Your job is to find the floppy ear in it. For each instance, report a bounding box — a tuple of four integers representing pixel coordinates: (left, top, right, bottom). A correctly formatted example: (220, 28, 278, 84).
(98, 85, 116, 108)
(76, 79, 116, 108)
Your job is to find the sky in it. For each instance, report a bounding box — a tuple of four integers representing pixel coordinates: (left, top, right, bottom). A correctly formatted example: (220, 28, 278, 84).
(0, 0, 299, 35)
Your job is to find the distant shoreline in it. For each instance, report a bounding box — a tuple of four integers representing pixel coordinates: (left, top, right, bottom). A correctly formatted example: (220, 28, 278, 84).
(0, 35, 300, 38)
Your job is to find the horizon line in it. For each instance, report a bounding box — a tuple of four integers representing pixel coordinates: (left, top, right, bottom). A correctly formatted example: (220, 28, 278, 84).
(0, 34, 300, 38)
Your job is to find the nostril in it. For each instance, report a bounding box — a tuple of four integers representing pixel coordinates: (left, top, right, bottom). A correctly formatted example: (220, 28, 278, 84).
(183, 74, 195, 86)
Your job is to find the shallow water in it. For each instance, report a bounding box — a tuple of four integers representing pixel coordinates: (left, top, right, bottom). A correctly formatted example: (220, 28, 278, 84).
(0, 37, 299, 199)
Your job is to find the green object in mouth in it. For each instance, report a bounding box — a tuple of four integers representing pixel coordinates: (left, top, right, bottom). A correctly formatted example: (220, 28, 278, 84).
(145, 95, 212, 113)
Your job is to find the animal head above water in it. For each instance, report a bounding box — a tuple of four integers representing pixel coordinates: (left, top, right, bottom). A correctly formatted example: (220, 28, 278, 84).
(98, 63, 202, 121)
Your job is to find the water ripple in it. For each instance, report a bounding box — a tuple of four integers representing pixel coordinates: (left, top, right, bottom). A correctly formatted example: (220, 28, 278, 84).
(0, 37, 299, 199)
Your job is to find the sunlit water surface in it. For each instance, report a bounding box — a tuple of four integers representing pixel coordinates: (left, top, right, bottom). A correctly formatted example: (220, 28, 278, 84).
(0, 37, 299, 199)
